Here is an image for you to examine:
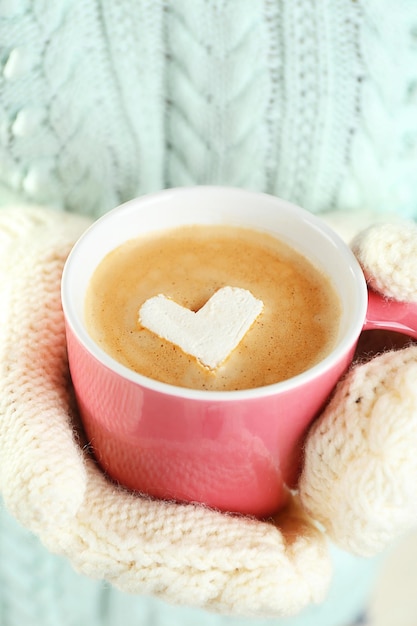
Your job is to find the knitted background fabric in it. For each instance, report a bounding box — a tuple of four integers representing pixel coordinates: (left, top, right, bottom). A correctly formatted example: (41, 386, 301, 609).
(0, 0, 416, 219)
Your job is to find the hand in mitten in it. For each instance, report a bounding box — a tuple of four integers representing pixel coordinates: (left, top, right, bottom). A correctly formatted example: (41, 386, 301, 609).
(299, 221, 417, 556)
(0, 206, 332, 619)
(1, 205, 416, 620)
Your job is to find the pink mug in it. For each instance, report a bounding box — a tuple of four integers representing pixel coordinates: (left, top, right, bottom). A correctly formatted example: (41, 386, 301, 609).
(61, 186, 417, 518)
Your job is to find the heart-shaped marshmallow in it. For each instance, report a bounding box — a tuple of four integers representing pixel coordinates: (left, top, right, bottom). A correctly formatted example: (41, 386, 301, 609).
(138, 286, 264, 370)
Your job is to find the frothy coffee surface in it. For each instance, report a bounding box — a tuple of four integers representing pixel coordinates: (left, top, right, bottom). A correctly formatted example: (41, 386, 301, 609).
(85, 225, 341, 391)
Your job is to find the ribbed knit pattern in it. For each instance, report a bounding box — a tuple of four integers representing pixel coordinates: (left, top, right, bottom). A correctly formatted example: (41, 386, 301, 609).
(0, 1, 416, 218)
(339, 0, 417, 219)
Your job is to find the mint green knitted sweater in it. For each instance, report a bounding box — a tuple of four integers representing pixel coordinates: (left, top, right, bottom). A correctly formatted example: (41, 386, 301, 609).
(0, 1, 416, 626)
(1, 0, 416, 220)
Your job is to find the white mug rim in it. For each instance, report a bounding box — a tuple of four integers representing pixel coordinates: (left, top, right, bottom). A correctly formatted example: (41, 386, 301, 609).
(61, 186, 368, 401)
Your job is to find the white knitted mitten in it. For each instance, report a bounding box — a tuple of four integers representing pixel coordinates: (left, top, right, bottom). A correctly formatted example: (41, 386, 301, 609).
(299, 221, 417, 556)
(1, 206, 416, 618)
(0, 206, 331, 619)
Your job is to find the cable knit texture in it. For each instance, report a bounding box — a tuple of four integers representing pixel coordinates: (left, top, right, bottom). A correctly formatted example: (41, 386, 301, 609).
(0, 1, 416, 218)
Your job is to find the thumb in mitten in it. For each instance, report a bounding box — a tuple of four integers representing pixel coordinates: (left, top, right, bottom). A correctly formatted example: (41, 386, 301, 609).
(0, 206, 92, 534)
(299, 221, 417, 556)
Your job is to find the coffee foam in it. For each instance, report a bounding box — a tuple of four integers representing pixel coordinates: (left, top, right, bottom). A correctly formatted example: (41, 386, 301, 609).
(85, 225, 341, 391)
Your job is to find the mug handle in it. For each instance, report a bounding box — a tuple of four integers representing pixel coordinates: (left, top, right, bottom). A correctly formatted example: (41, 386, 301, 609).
(364, 288, 417, 340)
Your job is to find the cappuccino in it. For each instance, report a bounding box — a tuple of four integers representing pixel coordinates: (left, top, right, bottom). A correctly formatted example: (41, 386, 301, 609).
(85, 225, 341, 391)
